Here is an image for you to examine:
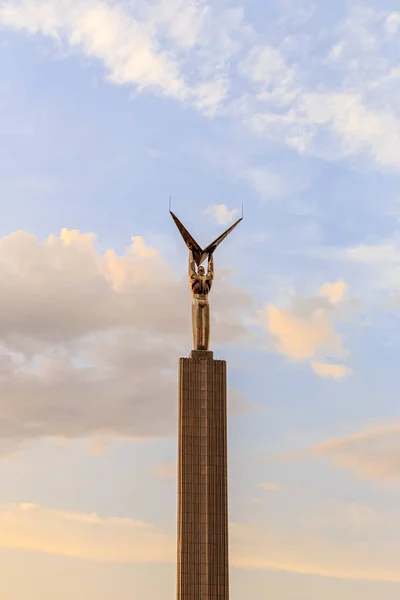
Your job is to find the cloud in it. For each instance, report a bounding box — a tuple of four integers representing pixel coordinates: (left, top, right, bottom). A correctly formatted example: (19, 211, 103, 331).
(344, 237, 400, 292)
(3, 1, 400, 170)
(250, 90, 400, 168)
(0, 503, 174, 563)
(205, 204, 239, 225)
(4, 498, 399, 583)
(309, 6, 400, 167)
(266, 304, 341, 362)
(310, 361, 352, 380)
(239, 167, 291, 200)
(304, 422, 400, 483)
(229, 493, 400, 583)
(386, 12, 400, 37)
(319, 281, 347, 304)
(265, 282, 352, 377)
(257, 481, 282, 492)
(0, 0, 185, 95)
(237, 7, 400, 169)
(328, 6, 400, 78)
(265, 285, 347, 358)
(0, 228, 253, 455)
(0, 0, 249, 115)
(347, 240, 400, 266)
(238, 43, 297, 104)
(302, 92, 400, 168)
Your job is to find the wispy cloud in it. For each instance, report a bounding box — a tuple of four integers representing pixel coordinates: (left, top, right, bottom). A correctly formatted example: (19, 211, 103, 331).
(303, 422, 400, 483)
(345, 237, 400, 292)
(230, 496, 398, 583)
(3, 499, 399, 583)
(0, 0, 246, 115)
(3, 2, 400, 169)
(205, 204, 239, 225)
(0, 503, 174, 562)
(239, 167, 292, 200)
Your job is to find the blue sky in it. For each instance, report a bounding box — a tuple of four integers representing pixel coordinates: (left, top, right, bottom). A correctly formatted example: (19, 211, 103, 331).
(1, 0, 400, 598)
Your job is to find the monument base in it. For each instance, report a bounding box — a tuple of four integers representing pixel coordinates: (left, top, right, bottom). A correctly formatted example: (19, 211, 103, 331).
(177, 356, 229, 600)
(190, 349, 214, 359)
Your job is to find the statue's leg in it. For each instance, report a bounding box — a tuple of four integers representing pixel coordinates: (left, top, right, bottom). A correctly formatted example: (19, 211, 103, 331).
(198, 303, 204, 349)
(198, 301, 209, 350)
(192, 300, 199, 349)
(203, 302, 210, 350)
(192, 299, 210, 350)
(198, 302, 205, 350)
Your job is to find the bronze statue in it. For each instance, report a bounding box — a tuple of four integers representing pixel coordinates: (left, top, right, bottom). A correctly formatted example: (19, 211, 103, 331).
(189, 250, 214, 350)
(170, 209, 242, 351)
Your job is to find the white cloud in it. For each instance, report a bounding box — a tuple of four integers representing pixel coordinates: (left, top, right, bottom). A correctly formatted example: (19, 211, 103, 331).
(0, 228, 253, 455)
(251, 89, 400, 168)
(347, 240, 400, 265)
(344, 237, 400, 291)
(302, 92, 400, 168)
(310, 361, 352, 380)
(205, 204, 239, 225)
(386, 12, 400, 37)
(143, 0, 209, 50)
(0, 0, 262, 119)
(1, 1, 186, 95)
(327, 6, 400, 77)
(238, 44, 296, 99)
(3, 1, 400, 172)
(241, 6, 400, 169)
(0, 0, 236, 113)
(240, 167, 291, 200)
(304, 422, 400, 483)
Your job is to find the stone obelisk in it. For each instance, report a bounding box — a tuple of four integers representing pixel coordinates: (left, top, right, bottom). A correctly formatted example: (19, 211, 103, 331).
(171, 210, 242, 600)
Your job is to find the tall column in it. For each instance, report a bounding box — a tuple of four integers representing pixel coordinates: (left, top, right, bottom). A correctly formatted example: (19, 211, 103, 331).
(177, 350, 229, 600)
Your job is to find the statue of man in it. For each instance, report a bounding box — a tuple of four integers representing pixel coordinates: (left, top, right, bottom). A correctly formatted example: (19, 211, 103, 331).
(188, 249, 214, 350)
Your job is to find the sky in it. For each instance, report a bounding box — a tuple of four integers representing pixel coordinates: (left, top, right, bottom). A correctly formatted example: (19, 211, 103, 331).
(1, 0, 400, 598)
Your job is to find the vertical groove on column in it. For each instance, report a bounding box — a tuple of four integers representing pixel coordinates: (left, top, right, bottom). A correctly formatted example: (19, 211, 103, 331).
(177, 358, 228, 600)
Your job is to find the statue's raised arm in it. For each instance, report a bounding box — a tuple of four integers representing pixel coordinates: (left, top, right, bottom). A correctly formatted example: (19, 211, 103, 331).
(207, 253, 214, 278)
(188, 249, 197, 279)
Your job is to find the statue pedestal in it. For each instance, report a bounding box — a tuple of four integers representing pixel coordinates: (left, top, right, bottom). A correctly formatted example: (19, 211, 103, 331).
(190, 349, 214, 359)
(177, 356, 229, 599)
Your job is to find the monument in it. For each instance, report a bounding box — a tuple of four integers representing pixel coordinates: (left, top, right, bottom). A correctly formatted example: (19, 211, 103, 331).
(171, 209, 242, 600)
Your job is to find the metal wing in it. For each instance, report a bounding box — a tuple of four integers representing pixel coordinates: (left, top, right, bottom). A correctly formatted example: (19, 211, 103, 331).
(202, 217, 243, 258)
(170, 211, 204, 266)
